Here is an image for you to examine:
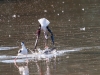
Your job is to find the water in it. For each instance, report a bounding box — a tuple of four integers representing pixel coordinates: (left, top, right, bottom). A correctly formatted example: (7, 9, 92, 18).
(0, 0, 100, 75)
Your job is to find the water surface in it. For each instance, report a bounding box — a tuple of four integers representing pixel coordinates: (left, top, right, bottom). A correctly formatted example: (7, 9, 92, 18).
(0, 0, 100, 75)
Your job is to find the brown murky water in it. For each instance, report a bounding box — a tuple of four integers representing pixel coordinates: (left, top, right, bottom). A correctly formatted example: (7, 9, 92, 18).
(0, 0, 100, 75)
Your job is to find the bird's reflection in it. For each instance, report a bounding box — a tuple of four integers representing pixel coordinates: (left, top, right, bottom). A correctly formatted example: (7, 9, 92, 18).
(14, 57, 56, 75)
(14, 62, 29, 75)
(45, 61, 50, 75)
(35, 61, 51, 75)
(35, 58, 56, 75)
(35, 62, 43, 75)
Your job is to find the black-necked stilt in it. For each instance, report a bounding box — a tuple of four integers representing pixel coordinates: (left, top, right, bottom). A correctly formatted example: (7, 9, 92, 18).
(15, 42, 28, 61)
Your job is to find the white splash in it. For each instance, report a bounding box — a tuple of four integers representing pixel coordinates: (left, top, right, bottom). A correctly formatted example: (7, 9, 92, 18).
(82, 8, 84, 11)
(1, 46, 99, 63)
(62, 10, 64, 13)
(0, 49, 80, 63)
(57, 13, 59, 16)
(0, 47, 18, 50)
(68, 19, 70, 21)
(9, 35, 11, 37)
(12, 14, 16, 18)
(44, 10, 47, 12)
(80, 27, 85, 31)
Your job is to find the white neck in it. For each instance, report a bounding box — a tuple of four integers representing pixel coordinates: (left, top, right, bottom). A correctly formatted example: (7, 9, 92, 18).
(22, 44, 26, 50)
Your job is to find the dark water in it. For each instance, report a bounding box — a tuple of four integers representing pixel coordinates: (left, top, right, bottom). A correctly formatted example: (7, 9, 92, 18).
(0, 0, 100, 75)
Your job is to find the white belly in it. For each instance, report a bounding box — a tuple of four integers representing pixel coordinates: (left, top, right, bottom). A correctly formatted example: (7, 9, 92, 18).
(41, 26, 47, 32)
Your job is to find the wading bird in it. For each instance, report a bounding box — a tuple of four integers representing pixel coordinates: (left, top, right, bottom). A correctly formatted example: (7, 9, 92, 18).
(15, 42, 28, 62)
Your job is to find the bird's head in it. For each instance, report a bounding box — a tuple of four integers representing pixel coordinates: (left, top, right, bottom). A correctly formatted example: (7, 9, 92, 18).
(21, 42, 24, 46)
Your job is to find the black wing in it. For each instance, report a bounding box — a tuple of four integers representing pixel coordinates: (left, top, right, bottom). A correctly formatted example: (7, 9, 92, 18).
(18, 50, 22, 53)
